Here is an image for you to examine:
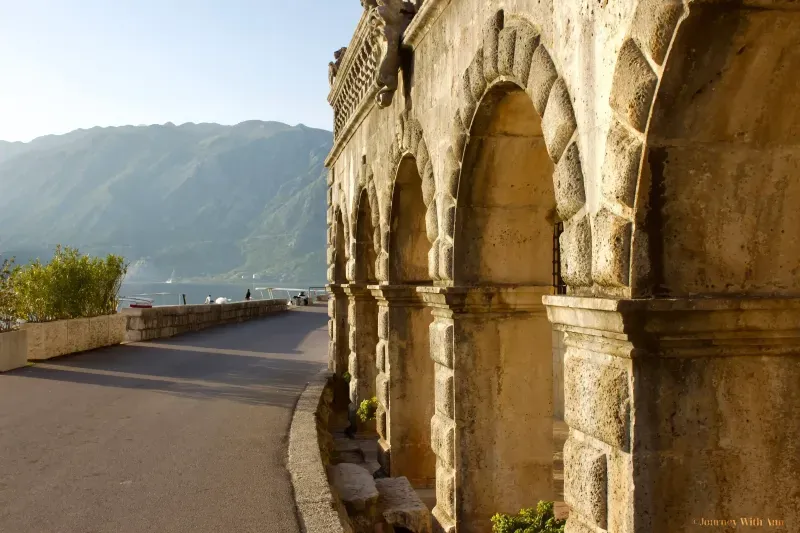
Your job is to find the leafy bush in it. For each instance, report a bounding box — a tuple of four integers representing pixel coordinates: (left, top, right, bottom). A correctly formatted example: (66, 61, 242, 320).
(0, 258, 19, 332)
(342, 371, 352, 383)
(11, 246, 127, 322)
(357, 397, 378, 422)
(491, 501, 566, 533)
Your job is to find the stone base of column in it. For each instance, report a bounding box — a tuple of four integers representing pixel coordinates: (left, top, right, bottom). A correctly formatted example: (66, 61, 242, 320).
(545, 295, 800, 533)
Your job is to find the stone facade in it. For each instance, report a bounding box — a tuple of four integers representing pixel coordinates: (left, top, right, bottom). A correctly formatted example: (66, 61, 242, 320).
(325, 1, 800, 532)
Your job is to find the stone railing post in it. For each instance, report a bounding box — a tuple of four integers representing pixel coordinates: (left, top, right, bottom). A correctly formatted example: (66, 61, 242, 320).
(544, 295, 800, 533)
(420, 286, 556, 533)
(370, 284, 435, 487)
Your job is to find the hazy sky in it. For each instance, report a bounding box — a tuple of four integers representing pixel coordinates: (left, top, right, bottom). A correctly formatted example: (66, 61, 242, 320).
(0, 1, 364, 142)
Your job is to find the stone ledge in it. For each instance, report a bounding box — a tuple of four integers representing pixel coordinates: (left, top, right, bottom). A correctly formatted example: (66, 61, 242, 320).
(122, 299, 288, 342)
(544, 295, 800, 358)
(289, 371, 353, 533)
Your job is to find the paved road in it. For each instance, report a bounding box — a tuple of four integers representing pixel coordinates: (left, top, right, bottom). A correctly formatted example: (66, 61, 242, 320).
(0, 306, 329, 533)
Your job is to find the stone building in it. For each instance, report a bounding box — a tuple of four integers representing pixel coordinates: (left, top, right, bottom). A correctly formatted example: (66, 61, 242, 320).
(324, 1, 800, 532)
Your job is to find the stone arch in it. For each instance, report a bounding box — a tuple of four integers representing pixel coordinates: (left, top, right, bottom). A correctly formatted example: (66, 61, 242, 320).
(352, 180, 381, 284)
(436, 10, 592, 287)
(385, 109, 438, 282)
(388, 109, 440, 280)
(603, 0, 800, 297)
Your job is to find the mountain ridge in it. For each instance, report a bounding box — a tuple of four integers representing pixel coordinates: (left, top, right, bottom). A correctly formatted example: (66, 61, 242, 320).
(0, 120, 331, 284)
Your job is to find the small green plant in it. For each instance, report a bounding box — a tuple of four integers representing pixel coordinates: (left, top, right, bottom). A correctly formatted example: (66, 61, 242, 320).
(491, 501, 566, 533)
(357, 397, 378, 422)
(342, 371, 352, 383)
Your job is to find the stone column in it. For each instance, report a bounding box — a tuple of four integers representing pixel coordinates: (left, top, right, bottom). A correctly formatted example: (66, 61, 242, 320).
(344, 283, 379, 434)
(327, 284, 349, 376)
(420, 286, 556, 533)
(544, 295, 800, 533)
(371, 285, 436, 487)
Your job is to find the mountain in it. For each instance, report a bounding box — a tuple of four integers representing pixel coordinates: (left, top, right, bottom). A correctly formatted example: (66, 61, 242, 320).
(0, 121, 332, 284)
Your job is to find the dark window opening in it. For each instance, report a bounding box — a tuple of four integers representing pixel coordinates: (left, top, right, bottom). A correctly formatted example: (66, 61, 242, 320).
(553, 222, 567, 295)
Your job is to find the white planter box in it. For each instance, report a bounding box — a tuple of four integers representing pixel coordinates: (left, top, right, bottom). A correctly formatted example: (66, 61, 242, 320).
(0, 329, 28, 372)
(23, 314, 127, 361)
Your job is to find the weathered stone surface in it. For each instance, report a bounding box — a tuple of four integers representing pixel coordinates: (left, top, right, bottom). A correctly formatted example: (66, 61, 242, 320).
(553, 141, 586, 221)
(527, 45, 558, 115)
(610, 39, 658, 132)
(560, 214, 593, 286)
(482, 10, 503, 82)
(328, 462, 379, 519)
(592, 208, 633, 288)
(563, 437, 608, 529)
(429, 321, 453, 369)
(497, 27, 517, 76)
(0, 329, 27, 373)
(376, 476, 433, 533)
(434, 364, 454, 418)
(513, 25, 539, 85)
(601, 121, 642, 209)
(564, 349, 630, 450)
(542, 79, 577, 163)
(630, 0, 685, 65)
(430, 413, 455, 469)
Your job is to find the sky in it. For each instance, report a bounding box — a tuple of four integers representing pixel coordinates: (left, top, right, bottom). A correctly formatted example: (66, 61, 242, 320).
(0, 1, 364, 142)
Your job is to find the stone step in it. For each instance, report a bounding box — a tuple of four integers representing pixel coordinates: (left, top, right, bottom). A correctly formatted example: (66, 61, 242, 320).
(376, 476, 432, 533)
(328, 463, 380, 533)
(333, 438, 367, 464)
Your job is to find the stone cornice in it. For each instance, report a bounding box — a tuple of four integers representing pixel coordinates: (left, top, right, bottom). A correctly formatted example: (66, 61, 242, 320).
(544, 295, 800, 358)
(342, 283, 374, 299)
(368, 284, 426, 305)
(403, 0, 450, 48)
(418, 285, 552, 314)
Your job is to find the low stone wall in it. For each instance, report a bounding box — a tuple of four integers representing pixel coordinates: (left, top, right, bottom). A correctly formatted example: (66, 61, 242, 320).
(123, 299, 288, 342)
(23, 314, 127, 361)
(0, 329, 28, 372)
(289, 371, 352, 533)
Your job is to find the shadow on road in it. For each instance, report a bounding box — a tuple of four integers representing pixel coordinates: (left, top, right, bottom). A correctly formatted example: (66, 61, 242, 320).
(8, 309, 329, 408)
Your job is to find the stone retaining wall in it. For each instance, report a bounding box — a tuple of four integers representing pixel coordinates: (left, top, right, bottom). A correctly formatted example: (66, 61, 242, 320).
(23, 314, 127, 361)
(289, 371, 353, 533)
(0, 329, 28, 372)
(123, 299, 288, 342)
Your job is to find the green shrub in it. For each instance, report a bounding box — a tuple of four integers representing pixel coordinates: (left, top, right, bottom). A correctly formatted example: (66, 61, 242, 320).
(0, 258, 19, 332)
(357, 396, 378, 422)
(11, 245, 127, 323)
(342, 371, 352, 383)
(491, 501, 566, 533)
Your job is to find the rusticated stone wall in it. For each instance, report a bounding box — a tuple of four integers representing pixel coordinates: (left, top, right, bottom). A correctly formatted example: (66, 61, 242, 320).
(325, 1, 800, 532)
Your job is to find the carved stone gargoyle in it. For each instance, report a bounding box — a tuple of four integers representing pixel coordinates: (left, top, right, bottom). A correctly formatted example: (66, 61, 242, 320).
(369, 0, 417, 108)
(328, 47, 348, 87)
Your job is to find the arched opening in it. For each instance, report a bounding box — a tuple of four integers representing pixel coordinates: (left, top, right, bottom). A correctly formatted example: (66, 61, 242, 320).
(389, 156, 429, 284)
(334, 209, 347, 284)
(355, 189, 378, 284)
(455, 83, 556, 286)
(645, 5, 800, 297)
(448, 82, 561, 526)
(380, 155, 435, 493)
(350, 189, 379, 433)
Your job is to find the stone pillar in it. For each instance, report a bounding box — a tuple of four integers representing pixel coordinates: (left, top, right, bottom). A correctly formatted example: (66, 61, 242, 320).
(344, 283, 379, 434)
(371, 285, 436, 487)
(327, 284, 350, 376)
(544, 295, 800, 533)
(420, 286, 556, 533)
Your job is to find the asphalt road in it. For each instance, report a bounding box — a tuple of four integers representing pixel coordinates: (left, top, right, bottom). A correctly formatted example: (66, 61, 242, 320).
(0, 306, 329, 533)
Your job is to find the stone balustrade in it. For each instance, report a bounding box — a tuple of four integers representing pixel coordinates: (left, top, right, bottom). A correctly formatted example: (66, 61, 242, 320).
(123, 299, 288, 342)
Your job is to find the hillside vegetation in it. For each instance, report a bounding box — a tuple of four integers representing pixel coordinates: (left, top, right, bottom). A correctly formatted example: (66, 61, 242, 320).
(0, 121, 331, 283)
